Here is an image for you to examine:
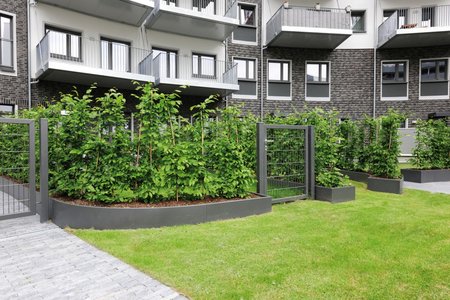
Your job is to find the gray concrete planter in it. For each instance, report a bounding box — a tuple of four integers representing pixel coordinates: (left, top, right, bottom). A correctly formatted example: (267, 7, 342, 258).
(340, 170, 369, 183)
(367, 177, 403, 194)
(51, 195, 272, 230)
(315, 185, 355, 203)
(401, 168, 450, 183)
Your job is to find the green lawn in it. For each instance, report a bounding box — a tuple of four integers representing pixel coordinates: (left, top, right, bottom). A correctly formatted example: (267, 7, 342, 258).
(73, 182, 450, 299)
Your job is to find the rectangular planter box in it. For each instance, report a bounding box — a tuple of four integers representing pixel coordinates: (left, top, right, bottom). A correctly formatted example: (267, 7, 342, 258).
(401, 168, 450, 183)
(340, 170, 369, 183)
(315, 185, 355, 203)
(367, 177, 403, 194)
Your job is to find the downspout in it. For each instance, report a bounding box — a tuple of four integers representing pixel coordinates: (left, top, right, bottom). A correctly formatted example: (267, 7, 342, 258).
(27, 0, 32, 110)
(260, 1, 264, 120)
(373, 0, 377, 118)
(224, 37, 229, 108)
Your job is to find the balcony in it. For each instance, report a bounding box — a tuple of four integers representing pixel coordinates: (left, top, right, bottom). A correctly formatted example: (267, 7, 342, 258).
(151, 53, 239, 96)
(36, 0, 153, 26)
(145, 0, 239, 41)
(378, 5, 450, 48)
(266, 5, 352, 49)
(36, 32, 155, 89)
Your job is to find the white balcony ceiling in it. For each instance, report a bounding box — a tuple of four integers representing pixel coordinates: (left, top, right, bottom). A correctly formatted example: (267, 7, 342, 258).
(145, 9, 239, 41)
(37, 0, 153, 26)
(378, 28, 450, 49)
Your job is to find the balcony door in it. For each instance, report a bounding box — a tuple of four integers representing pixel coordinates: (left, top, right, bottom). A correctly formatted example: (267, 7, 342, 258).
(192, 0, 215, 15)
(45, 26, 81, 61)
(153, 48, 177, 79)
(101, 38, 131, 73)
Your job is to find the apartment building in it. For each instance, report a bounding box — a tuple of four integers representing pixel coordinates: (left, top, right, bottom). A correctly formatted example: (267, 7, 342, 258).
(0, 0, 449, 121)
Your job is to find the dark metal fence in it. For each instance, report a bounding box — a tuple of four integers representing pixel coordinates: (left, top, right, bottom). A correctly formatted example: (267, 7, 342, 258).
(0, 118, 36, 220)
(257, 123, 315, 204)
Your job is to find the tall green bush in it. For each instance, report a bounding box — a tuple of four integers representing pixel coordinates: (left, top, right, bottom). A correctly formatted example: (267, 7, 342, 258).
(337, 119, 364, 171)
(411, 119, 450, 169)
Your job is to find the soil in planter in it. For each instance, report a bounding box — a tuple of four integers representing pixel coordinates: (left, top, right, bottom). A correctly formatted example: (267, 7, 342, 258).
(53, 194, 259, 208)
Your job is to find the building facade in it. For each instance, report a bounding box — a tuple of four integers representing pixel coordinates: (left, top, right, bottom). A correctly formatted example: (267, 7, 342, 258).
(0, 0, 449, 122)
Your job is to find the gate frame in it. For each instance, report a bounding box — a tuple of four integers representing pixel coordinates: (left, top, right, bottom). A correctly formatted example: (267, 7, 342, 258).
(256, 122, 315, 203)
(0, 118, 36, 220)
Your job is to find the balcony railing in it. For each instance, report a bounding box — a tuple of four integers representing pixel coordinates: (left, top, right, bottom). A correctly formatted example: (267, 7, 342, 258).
(152, 53, 238, 86)
(36, 32, 153, 79)
(378, 5, 450, 47)
(158, 0, 237, 18)
(266, 5, 351, 44)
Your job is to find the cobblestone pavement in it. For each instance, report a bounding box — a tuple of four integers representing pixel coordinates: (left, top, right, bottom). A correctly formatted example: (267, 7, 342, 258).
(0, 215, 188, 300)
(404, 181, 450, 194)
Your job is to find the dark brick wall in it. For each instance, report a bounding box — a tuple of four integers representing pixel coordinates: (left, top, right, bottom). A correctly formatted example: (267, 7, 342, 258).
(0, 0, 28, 108)
(226, 0, 262, 116)
(376, 46, 450, 121)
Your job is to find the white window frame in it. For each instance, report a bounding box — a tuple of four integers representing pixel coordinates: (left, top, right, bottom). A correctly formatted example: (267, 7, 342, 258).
(305, 61, 331, 102)
(0, 10, 16, 76)
(419, 57, 450, 100)
(266, 59, 292, 101)
(232, 56, 258, 100)
(231, 2, 258, 46)
(380, 60, 409, 101)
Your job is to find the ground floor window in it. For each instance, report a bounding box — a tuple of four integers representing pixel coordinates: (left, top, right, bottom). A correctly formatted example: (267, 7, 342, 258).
(267, 60, 291, 100)
(234, 57, 257, 98)
(306, 61, 330, 101)
(381, 60, 408, 100)
(420, 58, 449, 99)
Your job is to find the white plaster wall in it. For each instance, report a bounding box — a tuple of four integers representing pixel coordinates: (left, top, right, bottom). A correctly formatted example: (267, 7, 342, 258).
(30, 3, 226, 77)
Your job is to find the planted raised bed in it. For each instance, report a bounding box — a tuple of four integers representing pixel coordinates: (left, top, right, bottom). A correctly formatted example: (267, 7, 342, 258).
(339, 170, 369, 183)
(315, 185, 355, 203)
(401, 168, 450, 183)
(367, 177, 403, 194)
(51, 195, 272, 230)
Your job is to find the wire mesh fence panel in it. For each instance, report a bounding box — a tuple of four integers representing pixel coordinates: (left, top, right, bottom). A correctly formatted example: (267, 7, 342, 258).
(0, 119, 36, 220)
(257, 123, 314, 203)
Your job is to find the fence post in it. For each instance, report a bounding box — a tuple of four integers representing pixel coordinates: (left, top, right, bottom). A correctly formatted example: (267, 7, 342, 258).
(308, 126, 315, 199)
(39, 119, 49, 222)
(256, 122, 267, 196)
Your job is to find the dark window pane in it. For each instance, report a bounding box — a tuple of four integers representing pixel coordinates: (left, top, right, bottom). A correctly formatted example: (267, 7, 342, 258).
(438, 60, 447, 80)
(382, 63, 396, 81)
(240, 5, 255, 26)
(421, 61, 437, 81)
(351, 11, 365, 32)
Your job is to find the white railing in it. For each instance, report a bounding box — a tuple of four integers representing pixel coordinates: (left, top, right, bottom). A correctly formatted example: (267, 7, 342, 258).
(266, 5, 351, 44)
(36, 32, 153, 78)
(159, 0, 236, 18)
(152, 53, 238, 86)
(378, 5, 450, 47)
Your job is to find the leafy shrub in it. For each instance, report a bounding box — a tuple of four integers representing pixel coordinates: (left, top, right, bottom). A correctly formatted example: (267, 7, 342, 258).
(337, 119, 363, 171)
(367, 111, 404, 179)
(411, 119, 450, 169)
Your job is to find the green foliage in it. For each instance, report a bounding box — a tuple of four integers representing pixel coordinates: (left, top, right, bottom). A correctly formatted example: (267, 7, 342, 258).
(367, 111, 404, 179)
(337, 119, 364, 171)
(411, 119, 450, 169)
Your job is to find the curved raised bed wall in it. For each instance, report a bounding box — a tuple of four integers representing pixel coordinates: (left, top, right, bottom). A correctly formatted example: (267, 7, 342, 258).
(51, 196, 272, 230)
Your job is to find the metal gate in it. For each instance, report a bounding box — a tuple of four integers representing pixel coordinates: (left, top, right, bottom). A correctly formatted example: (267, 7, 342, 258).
(257, 123, 315, 204)
(0, 118, 36, 220)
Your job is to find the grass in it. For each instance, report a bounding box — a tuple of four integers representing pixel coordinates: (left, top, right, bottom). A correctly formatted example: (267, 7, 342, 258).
(73, 182, 450, 299)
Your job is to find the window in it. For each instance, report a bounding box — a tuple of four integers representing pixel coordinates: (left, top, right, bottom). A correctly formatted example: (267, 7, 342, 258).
(420, 59, 449, 99)
(422, 7, 435, 27)
(381, 61, 408, 100)
(239, 4, 255, 26)
(233, 3, 257, 43)
(193, 53, 215, 78)
(234, 58, 256, 97)
(267, 60, 291, 99)
(351, 11, 365, 33)
(45, 26, 81, 61)
(152, 48, 177, 79)
(0, 14, 13, 72)
(306, 62, 330, 101)
(165, 0, 176, 6)
(101, 38, 130, 72)
(193, 0, 215, 14)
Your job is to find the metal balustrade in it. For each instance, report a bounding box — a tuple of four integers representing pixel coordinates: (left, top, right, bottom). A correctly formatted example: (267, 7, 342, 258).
(378, 5, 450, 47)
(152, 53, 238, 85)
(159, 0, 237, 18)
(266, 5, 351, 45)
(36, 32, 153, 79)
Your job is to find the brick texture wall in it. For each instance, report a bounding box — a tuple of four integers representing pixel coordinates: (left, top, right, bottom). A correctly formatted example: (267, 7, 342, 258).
(0, 0, 28, 108)
(376, 46, 450, 121)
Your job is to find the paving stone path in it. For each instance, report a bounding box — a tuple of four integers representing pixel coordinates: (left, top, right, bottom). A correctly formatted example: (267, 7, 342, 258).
(404, 181, 450, 194)
(0, 215, 188, 300)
